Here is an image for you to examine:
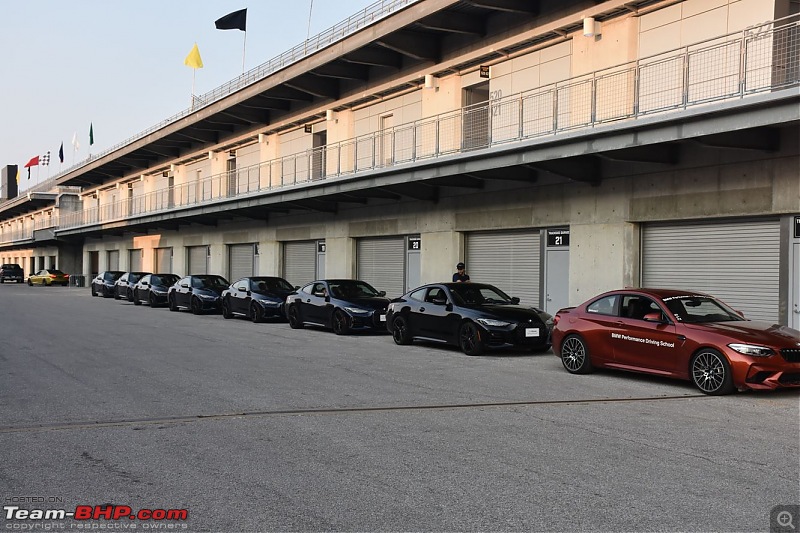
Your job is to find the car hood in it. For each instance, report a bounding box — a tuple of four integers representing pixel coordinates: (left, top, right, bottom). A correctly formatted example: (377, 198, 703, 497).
(475, 304, 547, 325)
(341, 297, 391, 310)
(254, 290, 294, 301)
(684, 321, 800, 345)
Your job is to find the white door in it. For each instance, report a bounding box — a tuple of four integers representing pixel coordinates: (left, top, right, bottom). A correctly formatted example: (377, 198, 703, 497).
(793, 243, 800, 330)
(545, 248, 570, 314)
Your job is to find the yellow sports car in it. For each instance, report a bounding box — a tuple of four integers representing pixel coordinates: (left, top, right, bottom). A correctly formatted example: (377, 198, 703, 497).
(27, 269, 70, 286)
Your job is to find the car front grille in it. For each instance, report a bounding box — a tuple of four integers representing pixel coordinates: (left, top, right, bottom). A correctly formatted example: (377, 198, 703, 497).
(513, 323, 546, 345)
(778, 373, 800, 385)
(371, 309, 387, 328)
(780, 349, 800, 363)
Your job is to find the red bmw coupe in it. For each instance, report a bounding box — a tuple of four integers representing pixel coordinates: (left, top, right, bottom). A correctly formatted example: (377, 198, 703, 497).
(551, 288, 800, 395)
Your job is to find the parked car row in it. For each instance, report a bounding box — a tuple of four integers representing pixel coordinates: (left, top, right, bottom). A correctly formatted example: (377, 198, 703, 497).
(83, 270, 800, 395)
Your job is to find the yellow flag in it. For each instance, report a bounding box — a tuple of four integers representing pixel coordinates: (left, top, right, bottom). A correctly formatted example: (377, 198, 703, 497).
(15, 167, 20, 183)
(184, 43, 203, 69)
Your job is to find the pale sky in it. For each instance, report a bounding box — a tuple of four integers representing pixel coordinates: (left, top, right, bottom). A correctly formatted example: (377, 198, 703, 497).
(0, 1, 378, 191)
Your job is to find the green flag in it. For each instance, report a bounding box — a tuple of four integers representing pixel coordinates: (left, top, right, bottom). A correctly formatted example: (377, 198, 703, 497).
(89, 123, 94, 146)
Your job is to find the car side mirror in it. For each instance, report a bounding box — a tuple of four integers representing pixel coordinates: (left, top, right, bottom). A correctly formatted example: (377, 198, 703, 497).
(142, 282, 149, 287)
(643, 312, 664, 323)
(511, 297, 520, 304)
(736, 310, 745, 318)
(238, 287, 247, 292)
(180, 283, 189, 288)
(379, 291, 386, 297)
(294, 286, 300, 290)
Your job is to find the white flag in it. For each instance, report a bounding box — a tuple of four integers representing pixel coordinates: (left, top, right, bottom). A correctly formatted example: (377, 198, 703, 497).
(72, 132, 80, 151)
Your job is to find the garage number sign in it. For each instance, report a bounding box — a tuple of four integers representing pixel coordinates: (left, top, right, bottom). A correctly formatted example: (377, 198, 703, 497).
(408, 237, 421, 251)
(317, 242, 326, 253)
(795, 216, 800, 238)
(547, 228, 570, 247)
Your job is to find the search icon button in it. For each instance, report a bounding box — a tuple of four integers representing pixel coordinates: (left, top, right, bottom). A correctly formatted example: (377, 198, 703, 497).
(772, 505, 799, 532)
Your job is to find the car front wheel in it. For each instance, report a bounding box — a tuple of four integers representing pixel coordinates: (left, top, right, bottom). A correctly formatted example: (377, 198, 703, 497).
(391, 316, 412, 345)
(132, 290, 142, 305)
(190, 297, 202, 315)
(168, 295, 179, 312)
(691, 349, 735, 395)
(91, 285, 97, 297)
(287, 306, 303, 329)
(221, 299, 233, 319)
(459, 322, 484, 356)
(250, 302, 265, 323)
(149, 294, 157, 307)
(560, 334, 593, 374)
(332, 310, 351, 335)
(27, 279, 32, 286)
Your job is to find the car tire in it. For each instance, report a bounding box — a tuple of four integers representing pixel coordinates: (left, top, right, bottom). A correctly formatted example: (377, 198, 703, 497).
(127, 288, 134, 301)
(459, 321, 485, 356)
(132, 290, 142, 305)
(691, 349, 735, 395)
(287, 306, 303, 329)
(250, 302, 265, 323)
(391, 316, 412, 345)
(332, 310, 351, 335)
(168, 295, 179, 312)
(149, 294, 157, 307)
(222, 299, 234, 319)
(560, 334, 593, 374)
(91, 285, 97, 297)
(190, 297, 202, 315)
(27, 279, 32, 286)
(114, 289, 121, 300)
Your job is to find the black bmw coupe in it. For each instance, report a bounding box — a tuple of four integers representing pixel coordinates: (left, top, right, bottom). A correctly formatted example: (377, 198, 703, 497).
(285, 279, 390, 335)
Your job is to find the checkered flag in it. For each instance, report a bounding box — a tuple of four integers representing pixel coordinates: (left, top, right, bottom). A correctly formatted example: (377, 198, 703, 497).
(41, 151, 51, 166)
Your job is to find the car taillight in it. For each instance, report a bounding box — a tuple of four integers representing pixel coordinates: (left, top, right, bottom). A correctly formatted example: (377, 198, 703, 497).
(553, 314, 561, 326)
(50, 274, 57, 278)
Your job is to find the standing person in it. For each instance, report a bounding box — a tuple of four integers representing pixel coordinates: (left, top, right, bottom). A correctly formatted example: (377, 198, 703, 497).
(452, 262, 470, 282)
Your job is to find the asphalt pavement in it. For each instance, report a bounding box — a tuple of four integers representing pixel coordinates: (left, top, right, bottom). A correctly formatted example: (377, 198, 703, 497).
(0, 283, 797, 532)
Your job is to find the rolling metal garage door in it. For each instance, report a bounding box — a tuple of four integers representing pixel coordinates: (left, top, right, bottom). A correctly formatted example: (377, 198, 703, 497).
(187, 245, 208, 275)
(107, 250, 120, 271)
(128, 249, 142, 271)
(229, 244, 255, 281)
(642, 219, 780, 323)
(466, 230, 541, 306)
(155, 248, 172, 274)
(357, 237, 405, 298)
(284, 241, 317, 286)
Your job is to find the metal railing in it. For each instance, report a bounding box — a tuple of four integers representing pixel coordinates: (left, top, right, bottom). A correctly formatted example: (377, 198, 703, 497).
(1, 0, 420, 208)
(14, 15, 800, 236)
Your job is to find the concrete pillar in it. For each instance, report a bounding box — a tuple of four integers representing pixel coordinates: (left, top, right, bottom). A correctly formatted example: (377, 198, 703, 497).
(83, 250, 92, 279)
(569, 222, 639, 305)
(208, 243, 225, 276)
(325, 237, 355, 278)
(420, 230, 463, 285)
(257, 240, 281, 276)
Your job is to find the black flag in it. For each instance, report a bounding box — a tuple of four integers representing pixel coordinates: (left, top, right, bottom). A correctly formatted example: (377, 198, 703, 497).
(58, 142, 64, 163)
(215, 8, 247, 31)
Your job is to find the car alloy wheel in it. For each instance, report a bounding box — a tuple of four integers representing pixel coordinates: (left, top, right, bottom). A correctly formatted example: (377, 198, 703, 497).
(168, 295, 179, 312)
(149, 294, 157, 307)
(190, 297, 202, 315)
(114, 289, 121, 300)
(459, 321, 484, 356)
(91, 285, 97, 297)
(391, 316, 412, 345)
(250, 302, 265, 323)
(561, 334, 593, 374)
(287, 306, 303, 329)
(133, 290, 142, 305)
(27, 279, 32, 286)
(691, 349, 735, 395)
(222, 299, 233, 319)
(332, 309, 351, 335)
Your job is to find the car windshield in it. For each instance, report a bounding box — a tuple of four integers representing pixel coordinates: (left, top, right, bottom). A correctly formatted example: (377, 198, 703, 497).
(104, 272, 123, 281)
(198, 276, 229, 290)
(449, 284, 513, 306)
(128, 273, 144, 283)
(253, 277, 293, 292)
(152, 275, 179, 286)
(328, 280, 380, 299)
(49, 270, 65, 275)
(662, 295, 745, 323)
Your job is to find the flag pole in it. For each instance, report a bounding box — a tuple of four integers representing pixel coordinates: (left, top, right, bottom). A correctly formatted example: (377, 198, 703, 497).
(242, 31, 246, 74)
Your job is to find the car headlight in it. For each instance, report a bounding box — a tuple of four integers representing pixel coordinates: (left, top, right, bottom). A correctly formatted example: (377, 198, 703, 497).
(257, 298, 281, 307)
(344, 306, 369, 314)
(152, 288, 167, 295)
(198, 294, 218, 301)
(476, 318, 512, 327)
(727, 343, 775, 357)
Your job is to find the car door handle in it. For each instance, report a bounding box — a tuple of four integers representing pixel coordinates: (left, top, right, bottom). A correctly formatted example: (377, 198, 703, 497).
(677, 335, 686, 341)
(420, 307, 425, 312)
(306, 298, 311, 302)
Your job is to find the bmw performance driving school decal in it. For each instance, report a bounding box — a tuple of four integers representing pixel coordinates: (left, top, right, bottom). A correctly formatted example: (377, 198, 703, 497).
(611, 332, 675, 348)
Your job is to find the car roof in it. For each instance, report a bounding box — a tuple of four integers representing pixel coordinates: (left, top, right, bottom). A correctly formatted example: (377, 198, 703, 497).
(595, 288, 714, 300)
